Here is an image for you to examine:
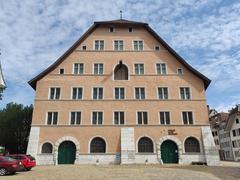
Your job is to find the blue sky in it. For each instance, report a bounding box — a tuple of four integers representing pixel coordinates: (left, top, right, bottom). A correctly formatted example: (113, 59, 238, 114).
(0, 0, 239, 112)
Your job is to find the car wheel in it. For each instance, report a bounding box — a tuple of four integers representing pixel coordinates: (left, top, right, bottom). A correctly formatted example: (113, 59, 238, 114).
(0, 168, 7, 176)
(26, 168, 32, 171)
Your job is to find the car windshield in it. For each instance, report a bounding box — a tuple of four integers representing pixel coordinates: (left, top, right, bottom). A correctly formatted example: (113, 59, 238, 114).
(1, 156, 15, 162)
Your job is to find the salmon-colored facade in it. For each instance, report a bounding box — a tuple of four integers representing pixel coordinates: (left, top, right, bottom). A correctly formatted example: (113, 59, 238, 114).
(27, 19, 219, 165)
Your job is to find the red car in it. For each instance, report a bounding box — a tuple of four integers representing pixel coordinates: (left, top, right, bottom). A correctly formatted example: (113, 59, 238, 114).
(7, 154, 36, 171)
(0, 156, 21, 176)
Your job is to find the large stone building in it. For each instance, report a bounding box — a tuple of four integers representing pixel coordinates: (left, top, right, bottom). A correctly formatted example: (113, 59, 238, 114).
(27, 19, 219, 165)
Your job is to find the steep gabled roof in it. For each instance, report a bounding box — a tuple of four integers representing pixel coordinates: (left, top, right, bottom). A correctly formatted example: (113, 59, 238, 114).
(28, 19, 211, 90)
(226, 105, 240, 131)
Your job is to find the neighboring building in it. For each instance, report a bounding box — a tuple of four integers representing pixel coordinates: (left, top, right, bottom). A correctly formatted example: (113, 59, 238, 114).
(27, 19, 219, 165)
(226, 105, 240, 161)
(209, 112, 233, 161)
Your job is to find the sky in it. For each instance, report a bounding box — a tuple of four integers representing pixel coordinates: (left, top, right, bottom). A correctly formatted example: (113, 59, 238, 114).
(0, 0, 239, 112)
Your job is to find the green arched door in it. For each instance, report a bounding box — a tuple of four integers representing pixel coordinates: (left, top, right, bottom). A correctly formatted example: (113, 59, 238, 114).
(58, 141, 76, 164)
(161, 140, 178, 163)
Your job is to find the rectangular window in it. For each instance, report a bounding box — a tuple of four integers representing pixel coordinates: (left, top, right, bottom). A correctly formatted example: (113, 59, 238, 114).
(177, 68, 183, 74)
(133, 40, 143, 51)
(94, 63, 104, 74)
(115, 88, 125, 100)
(95, 40, 104, 50)
(74, 63, 84, 74)
(135, 87, 145, 99)
(156, 63, 166, 74)
(182, 111, 193, 124)
(70, 112, 81, 125)
(93, 87, 103, 100)
(109, 27, 115, 32)
(92, 112, 103, 125)
(159, 112, 170, 125)
(158, 87, 168, 100)
(233, 130, 236, 137)
(82, 45, 87, 50)
(72, 87, 83, 100)
(59, 68, 64, 74)
(47, 112, 58, 125)
(180, 87, 191, 100)
(137, 112, 148, 124)
(49, 88, 60, 100)
(155, 46, 160, 51)
(114, 40, 124, 51)
(114, 111, 124, 125)
(128, 27, 133, 32)
(135, 64, 144, 74)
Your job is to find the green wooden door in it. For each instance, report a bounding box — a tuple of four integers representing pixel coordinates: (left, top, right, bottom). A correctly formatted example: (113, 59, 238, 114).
(161, 140, 178, 163)
(58, 141, 76, 164)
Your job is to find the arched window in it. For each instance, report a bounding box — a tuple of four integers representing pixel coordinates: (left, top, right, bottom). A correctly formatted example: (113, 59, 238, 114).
(184, 137, 200, 153)
(114, 61, 128, 80)
(90, 137, 106, 153)
(138, 137, 154, 153)
(42, 142, 53, 153)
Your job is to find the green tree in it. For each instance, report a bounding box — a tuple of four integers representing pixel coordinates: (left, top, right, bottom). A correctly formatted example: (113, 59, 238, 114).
(0, 103, 33, 154)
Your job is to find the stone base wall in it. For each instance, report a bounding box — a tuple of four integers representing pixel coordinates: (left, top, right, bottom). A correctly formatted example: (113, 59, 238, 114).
(76, 154, 121, 165)
(135, 154, 159, 164)
(181, 154, 206, 164)
(37, 154, 55, 165)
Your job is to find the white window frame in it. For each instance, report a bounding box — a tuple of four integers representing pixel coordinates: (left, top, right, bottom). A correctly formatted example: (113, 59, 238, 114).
(179, 87, 191, 100)
(182, 111, 194, 125)
(159, 111, 171, 125)
(93, 63, 104, 75)
(94, 40, 105, 51)
(71, 87, 83, 100)
(69, 111, 82, 125)
(49, 87, 61, 100)
(91, 111, 104, 125)
(113, 111, 125, 125)
(133, 40, 144, 51)
(134, 63, 144, 74)
(135, 87, 145, 100)
(113, 40, 124, 51)
(157, 87, 169, 100)
(177, 68, 183, 75)
(114, 87, 125, 100)
(73, 63, 84, 74)
(92, 87, 104, 100)
(46, 111, 58, 125)
(136, 111, 148, 125)
(109, 26, 115, 32)
(156, 63, 167, 75)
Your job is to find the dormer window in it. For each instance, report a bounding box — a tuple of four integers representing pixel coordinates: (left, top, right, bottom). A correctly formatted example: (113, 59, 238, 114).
(155, 46, 160, 51)
(109, 26, 115, 32)
(128, 27, 133, 32)
(59, 68, 64, 74)
(82, 45, 87, 50)
(177, 68, 183, 75)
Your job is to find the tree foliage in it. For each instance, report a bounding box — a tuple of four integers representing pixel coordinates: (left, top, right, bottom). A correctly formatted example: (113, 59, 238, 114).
(0, 102, 33, 154)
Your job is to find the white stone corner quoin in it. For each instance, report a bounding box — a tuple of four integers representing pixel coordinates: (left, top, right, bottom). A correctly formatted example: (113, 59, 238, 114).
(26, 127, 40, 158)
(201, 126, 220, 166)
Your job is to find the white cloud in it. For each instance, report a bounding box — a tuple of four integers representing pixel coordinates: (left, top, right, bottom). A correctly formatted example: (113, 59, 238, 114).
(0, 0, 239, 111)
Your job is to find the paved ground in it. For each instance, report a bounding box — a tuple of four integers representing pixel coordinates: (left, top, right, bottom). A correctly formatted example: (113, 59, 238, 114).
(2, 164, 240, 180)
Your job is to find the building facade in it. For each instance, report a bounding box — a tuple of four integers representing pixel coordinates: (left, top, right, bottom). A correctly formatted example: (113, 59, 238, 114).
(226, 105, 240, 161)
(27, 19, 219, 165)
(0, 61, 6, 100)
